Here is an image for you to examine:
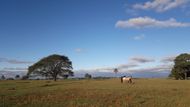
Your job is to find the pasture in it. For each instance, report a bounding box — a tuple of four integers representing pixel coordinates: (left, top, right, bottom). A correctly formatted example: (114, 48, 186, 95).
(0, 78, 190, 107)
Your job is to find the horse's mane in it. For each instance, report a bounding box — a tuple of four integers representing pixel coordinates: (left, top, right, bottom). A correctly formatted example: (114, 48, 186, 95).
(121, 75, 132, 78)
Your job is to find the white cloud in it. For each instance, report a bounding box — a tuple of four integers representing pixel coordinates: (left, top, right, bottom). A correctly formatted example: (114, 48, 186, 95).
(76, 55, 158, 74)
(133, 0, 189, 12)
(76, 56, 156, 73)
(0, 57, 33, 64)
(3, 67, 27, 71)
(117, 63, 139, 69)
(75, 63, 173, 78)
(129, 56, 155, 63)
(116, 17, 190, 29)
(75, 48, 83, 53)
(76, 63, 139, 73)
(134, 34, 145, 40)
(161, 55, 176, 63)
(75, 54, 185, 77)
(7, 60, 33, 64)
(128, 64, 173, 73)
(0, 67, 27, 77)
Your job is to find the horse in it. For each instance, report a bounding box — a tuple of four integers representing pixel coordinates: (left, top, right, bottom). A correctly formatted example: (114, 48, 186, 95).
(121, 76, 132, 84)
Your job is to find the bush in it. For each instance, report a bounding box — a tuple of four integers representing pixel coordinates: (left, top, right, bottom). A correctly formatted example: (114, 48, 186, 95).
(84, 73, 92, 79)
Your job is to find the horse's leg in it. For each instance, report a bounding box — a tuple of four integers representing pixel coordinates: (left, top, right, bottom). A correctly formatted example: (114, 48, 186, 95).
(130, 79, 132, 84)
(128, 79, 132, 84)
(121, 78, 123, 83)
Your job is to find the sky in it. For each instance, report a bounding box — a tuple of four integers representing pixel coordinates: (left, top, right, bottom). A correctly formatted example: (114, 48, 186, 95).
(0, 0, 190, 78)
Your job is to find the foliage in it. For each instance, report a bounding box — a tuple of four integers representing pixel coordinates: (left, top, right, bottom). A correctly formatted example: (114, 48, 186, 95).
(15, 75, 20, 79)
(113, 68, 118, 74)
(84, 73, 92, 79)
(6, 78, 14, 80)
(170, 53, 190, 80)
(28, 54, 73, 81)
(1, 75, 6, 80)
(21, 75, 29, 80)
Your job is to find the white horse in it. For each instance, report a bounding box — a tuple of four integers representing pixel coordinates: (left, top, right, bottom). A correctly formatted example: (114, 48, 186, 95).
(121, 76, 132, 84)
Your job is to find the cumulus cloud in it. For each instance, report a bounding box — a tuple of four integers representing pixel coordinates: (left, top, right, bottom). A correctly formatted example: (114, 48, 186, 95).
(93, 67, 114, 72)
(0, 57, 33, 64)
(128, 64, 173, 73)
(7, 60, 33, 64)
(3, 67, 27, 71)
(161, 55, 176, 63)
(115, 17, 190, 29)
(76, 63, 139, 73)
(76, 56, 156, 73)
(117, 63, 139, 69)
(129, 56, 155, 63)
(133, 0, 189, 12)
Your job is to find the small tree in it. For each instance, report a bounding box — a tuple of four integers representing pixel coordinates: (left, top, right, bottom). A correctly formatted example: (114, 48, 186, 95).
(21, 75, 29, 80)
(28, 54, 73, 81)
(85, 73, 92, 79)
(113, 68, 118, 77)
(15, 75, 20, 79)
(1, 75, 5, 80)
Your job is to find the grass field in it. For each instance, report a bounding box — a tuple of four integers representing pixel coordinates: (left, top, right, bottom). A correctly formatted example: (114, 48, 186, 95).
(0, 78, 190, 107)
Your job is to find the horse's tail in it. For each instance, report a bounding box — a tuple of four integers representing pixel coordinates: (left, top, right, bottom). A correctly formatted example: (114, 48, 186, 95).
(121, 77, 123, 83)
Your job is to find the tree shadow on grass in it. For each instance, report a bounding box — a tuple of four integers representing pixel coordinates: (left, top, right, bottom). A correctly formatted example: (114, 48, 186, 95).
(41, 84, 59, 87)
(16, 82, 31, 84)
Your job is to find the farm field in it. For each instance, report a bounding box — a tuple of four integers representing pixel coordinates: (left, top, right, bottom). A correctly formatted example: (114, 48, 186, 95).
(0, 78, 190, 107)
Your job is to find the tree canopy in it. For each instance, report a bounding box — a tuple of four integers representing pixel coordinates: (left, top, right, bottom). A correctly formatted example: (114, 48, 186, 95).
(15, 75, 20, 79)
(114, 68, 118, 74)
(170, 53, 190, 80)
(28, 54, 73, 81)
(113, 68, 118, 77)
(1, 75, 5, 80)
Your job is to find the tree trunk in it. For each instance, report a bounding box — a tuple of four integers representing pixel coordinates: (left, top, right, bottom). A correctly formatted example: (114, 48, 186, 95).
(53, 72, 58, 81)
(185, 72, 187, 80)
(54, 76, 57, 81)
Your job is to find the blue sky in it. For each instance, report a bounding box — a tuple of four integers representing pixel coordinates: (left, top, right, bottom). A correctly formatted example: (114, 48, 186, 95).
(1, 0, 190, 77)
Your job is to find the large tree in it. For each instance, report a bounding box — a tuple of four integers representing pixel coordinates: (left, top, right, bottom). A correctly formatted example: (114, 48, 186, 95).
(170, 53, 190, 80)
(28, 54, 73, 81)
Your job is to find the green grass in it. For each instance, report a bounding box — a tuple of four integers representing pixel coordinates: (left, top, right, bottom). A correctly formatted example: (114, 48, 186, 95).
(0, 78, 190, 107)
